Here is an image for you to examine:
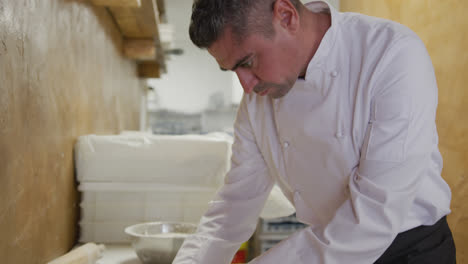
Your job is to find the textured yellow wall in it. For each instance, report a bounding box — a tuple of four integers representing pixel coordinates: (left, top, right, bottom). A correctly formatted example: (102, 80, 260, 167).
(340, 0, 468, 262)
(0, 0, 144, 263)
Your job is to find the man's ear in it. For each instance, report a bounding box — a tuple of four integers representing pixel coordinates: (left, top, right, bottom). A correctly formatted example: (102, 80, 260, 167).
(272, 0, 300, 33)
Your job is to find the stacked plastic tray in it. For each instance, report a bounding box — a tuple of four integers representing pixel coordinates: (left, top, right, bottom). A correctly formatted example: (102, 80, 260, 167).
(75, 132, 232, 243)
(253, 214, 306, 255)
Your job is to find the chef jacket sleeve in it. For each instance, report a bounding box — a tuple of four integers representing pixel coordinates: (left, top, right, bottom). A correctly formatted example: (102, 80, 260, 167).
(172, 95, 275, 264)
(247, 36, 442, 263)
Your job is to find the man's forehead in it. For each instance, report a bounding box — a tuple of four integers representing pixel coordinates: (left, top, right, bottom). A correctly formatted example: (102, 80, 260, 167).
(208, 29, 246, 71)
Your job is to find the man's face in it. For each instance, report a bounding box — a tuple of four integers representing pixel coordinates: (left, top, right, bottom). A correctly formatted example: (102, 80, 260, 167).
(208, 27, 299, 99)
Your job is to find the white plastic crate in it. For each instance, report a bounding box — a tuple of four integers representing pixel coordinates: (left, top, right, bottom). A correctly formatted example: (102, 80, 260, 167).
(74, 133, 232, 185)
(80, 201, 212, 223)
(259, 214, 306, 234)
(79, 221, 135, 243)
(259, 238, 284, 254)
(79, 183, 216, 219)
(78, 182, 217, 242)
(253, 234, 289, 255)
(80, 182, 216, 204)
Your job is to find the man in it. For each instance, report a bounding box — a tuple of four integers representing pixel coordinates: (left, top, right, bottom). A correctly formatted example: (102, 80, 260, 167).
(173, 0, 456, 263)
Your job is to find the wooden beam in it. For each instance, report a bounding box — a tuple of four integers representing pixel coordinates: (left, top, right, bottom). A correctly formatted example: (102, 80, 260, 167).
(138, 62, 160, 78)
(123, 39, 156, 60)
(107, 0, 167, 72)
(108, 0, 157, 38)
(90, 0, 141, 7)
(156, 0, 167, 23)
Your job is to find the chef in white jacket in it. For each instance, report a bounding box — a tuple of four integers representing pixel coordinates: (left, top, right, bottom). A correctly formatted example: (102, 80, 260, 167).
(173, 0, 456, 263)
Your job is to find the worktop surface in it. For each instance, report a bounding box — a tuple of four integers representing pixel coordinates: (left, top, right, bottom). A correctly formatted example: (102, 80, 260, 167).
(98, 244, 141, 264)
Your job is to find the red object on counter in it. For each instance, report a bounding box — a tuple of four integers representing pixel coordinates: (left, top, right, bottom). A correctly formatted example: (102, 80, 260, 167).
(231, 250, 246, 263)
(231, 241, 248, 263)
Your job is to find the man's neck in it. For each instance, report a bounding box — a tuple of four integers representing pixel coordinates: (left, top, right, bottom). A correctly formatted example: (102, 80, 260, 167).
(298, 10, 331, 78)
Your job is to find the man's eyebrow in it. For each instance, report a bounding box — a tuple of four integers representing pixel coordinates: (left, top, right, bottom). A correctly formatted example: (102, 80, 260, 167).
(220, 53, 253, 71)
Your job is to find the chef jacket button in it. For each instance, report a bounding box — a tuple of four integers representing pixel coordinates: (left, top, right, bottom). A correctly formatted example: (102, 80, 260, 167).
(283, 141, 290, 148)
(335, 132, 344, 138)
(273, 100, 279, 109)
(331, 70, 338, 77)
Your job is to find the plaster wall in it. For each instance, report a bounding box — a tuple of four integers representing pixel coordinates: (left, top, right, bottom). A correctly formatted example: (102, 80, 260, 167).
(148, 0, 233, 113)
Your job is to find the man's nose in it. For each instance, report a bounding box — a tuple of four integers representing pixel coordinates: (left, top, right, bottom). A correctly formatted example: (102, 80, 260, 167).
(235, 69, 258, 94)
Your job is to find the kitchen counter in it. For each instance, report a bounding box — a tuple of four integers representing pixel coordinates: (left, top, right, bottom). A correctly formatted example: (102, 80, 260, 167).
(96, 243, 247, 264)
(97, 244, 141, 264)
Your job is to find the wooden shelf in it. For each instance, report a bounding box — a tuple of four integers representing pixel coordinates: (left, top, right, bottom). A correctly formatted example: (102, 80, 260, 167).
(123, 38, 156, 60)
(90, 0, 167, 77)
(138, 62, 161, 78)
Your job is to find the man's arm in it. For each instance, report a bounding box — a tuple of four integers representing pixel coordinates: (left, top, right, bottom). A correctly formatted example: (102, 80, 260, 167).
(173, 95, 274, 264)
(247, 35, 444, 263)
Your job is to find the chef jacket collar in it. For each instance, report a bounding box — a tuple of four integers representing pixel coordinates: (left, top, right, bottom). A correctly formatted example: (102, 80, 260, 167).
(303, 0, 340, 82)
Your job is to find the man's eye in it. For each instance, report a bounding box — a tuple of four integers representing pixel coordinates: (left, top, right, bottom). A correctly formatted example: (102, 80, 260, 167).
(240, 60, 253, 68)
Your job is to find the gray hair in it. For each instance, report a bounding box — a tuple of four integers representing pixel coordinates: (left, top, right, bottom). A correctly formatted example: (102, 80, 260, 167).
(189, 0, 302, 49)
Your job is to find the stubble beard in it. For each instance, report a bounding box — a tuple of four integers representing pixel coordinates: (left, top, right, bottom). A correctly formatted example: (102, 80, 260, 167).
(254, 77, 296, 99)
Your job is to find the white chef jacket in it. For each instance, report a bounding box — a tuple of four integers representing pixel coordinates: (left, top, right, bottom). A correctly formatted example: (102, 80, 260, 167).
(173, 1, 452, 263)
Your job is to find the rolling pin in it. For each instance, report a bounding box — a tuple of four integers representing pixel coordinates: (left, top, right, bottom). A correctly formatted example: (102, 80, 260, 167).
(47, 243, 106, 264)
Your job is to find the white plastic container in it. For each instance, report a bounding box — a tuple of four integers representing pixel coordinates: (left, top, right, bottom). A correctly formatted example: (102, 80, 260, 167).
(74, 133, 232, 185)
(80, 200, 213, 223)
(259, 214, 306, 234)
(78, 182, 217, 242)
(79, 221, 135, 243)
(74, 133, 298, 243)
(257, 235, 289, 254)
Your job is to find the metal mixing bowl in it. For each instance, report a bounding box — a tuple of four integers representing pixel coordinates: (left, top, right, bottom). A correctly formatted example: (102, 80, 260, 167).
(125, 222, 197, 264)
